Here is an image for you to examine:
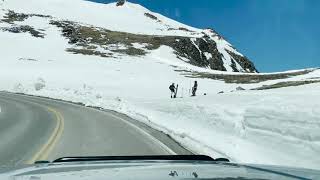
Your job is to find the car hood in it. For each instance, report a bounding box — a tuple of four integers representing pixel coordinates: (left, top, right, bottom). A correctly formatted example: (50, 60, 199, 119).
(1, 161, 319, 180)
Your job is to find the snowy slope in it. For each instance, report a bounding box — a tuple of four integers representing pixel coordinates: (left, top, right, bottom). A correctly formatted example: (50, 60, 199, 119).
(0, 0, 320, 170)
(0, 0, 256, 73)
(1, 0, 198, 36)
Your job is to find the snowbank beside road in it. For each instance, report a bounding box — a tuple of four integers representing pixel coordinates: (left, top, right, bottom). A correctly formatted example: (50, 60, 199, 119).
(8, 81, 320, 170)
(109, 84, 320, 169)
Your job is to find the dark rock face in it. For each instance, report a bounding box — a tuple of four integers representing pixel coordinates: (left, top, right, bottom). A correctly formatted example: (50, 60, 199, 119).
(144, 13, 158, 21)
(227, 50, 258, 73)
(198, 38, 226, 71)
(168, 27, 194, 32)
(169, 38, 226, 71)
(116, 0, 126, 6)
(172, 38, 207, 66)
(230, 59, 239, 72)
(178, 27, 193, 32)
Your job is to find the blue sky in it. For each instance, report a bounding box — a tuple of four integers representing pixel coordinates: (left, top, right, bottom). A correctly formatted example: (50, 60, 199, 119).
(90, 0, 320, 72)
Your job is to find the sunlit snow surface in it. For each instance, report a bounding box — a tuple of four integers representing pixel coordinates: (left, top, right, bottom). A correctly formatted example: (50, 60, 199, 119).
(0, 0, 320, 170)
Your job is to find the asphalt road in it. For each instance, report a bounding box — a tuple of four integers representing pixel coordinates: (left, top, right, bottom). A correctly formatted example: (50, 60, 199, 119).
(0, 92, 190, 166)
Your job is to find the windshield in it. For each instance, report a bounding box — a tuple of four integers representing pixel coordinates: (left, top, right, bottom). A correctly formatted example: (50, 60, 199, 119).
(0, 0, 319, 178)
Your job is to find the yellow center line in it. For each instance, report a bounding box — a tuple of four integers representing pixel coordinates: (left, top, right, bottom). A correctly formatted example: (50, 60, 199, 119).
(26, 107, 64, 164)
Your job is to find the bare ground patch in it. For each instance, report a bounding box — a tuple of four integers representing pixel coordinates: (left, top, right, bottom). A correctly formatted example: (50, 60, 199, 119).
(177, 69, 317, 84)
(251, 80, 320, 90)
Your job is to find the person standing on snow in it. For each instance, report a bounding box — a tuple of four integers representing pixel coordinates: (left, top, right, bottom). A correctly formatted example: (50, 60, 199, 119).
(192, 81, 198, 96)
(169, 83, 176, 98)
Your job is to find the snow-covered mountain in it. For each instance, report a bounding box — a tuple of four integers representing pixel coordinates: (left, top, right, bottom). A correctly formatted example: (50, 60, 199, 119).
(0, 0, 257, 73)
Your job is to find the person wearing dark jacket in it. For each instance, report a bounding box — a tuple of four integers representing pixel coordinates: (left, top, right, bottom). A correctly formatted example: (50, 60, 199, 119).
(192, 81, 198, 96)
(169, 83, 176, 98)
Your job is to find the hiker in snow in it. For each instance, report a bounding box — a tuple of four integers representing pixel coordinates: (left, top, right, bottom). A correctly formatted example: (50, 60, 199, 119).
(169, 83, 176, 98)
(192, 81, 198, 96)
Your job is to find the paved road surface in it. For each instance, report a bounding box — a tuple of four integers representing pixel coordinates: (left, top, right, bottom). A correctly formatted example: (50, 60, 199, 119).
(0, 92, 190, 166)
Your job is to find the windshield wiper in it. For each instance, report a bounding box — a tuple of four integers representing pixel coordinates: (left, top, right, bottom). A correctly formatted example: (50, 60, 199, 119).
(52, 155, 229, 163)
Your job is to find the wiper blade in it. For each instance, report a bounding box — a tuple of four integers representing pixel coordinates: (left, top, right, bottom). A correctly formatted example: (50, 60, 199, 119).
(52, 155, 229, 163)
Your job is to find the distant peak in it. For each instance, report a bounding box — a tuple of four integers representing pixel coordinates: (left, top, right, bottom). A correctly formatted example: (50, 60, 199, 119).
(116, 0, 127, 6)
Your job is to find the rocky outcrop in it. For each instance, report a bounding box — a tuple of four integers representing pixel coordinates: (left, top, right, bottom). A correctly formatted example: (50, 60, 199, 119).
(227, 50, 258, 73)
(169, 37, 226, 71)
(144, 13, 158, 21)
(1, 10, 51, 24)
(1, 25, 45, 38)
(116, 0, 126, 6)
(48, 20, 257, 72)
